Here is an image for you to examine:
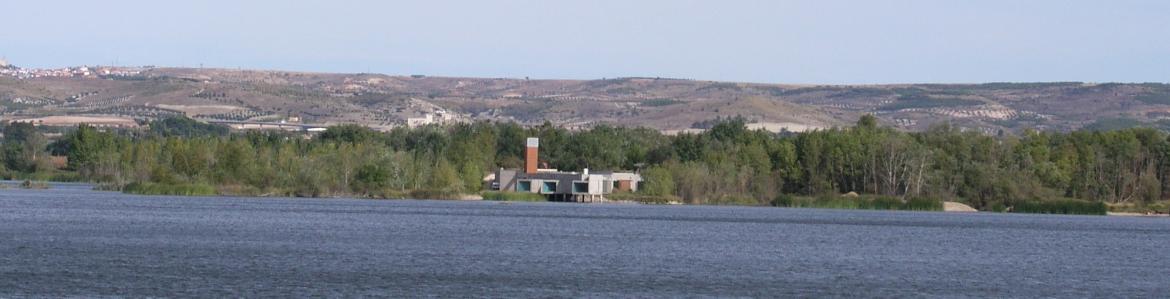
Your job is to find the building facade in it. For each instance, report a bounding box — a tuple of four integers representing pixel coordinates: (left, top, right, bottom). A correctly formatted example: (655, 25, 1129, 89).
(493, 138, 642, 202)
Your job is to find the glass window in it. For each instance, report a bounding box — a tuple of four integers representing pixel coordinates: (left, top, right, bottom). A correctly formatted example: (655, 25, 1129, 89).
(517, 181, 531, 192)
(573, 182, 588, 193)
(542, 181, 557, 193)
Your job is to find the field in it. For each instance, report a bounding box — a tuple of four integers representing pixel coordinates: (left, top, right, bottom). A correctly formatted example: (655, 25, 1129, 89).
(9, 116, 138, 127)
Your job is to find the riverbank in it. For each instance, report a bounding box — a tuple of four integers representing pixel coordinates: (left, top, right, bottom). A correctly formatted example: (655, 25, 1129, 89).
(1106, 201, 1170, 217)
(1107, 212, 1170, 217)
(0, 180, 52, 190)
(10, 181, 1158, 216)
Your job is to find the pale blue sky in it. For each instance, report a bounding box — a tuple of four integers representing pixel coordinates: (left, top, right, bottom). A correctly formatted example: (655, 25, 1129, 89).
(2, 0, 1168, 84)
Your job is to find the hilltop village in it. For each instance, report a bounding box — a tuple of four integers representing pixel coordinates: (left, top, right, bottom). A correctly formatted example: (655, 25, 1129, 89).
(0, 60, 144, 79)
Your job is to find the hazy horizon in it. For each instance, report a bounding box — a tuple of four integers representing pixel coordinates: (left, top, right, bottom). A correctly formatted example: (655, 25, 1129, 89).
(3, 0, 1168, 84)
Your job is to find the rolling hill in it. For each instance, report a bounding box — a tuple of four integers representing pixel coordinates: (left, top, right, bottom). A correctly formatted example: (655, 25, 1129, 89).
(3, 66, 1170, 133)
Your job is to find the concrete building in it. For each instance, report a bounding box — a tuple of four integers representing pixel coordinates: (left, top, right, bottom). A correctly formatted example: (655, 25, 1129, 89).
(406, 110, 461, 128)
(406, 113, 435, 127)
(493, 137, 642, 202)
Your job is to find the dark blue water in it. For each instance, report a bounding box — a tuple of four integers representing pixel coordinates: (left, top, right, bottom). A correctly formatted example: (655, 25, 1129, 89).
(1, 183, 1169, 297)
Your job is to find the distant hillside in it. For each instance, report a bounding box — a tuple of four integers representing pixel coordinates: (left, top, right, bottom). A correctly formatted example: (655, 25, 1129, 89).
(2, 67, 1169, 133)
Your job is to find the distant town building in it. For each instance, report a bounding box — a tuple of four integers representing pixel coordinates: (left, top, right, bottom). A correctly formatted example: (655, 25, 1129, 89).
(406, 113, 435, 127)
(0, 63, 144, 79)
(406, 110, 462, 128)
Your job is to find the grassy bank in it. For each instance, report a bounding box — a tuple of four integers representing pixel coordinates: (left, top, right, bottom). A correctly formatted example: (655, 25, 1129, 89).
(100, 179, 478, 200)
(2, 170, 83, 183)
(122, 182, 217, 196)
(1012, 199, 1107, 215)
(351, 188, 467, 200)
(482, 191, 546, 202)
(407, 189, 464, 200)
(70, 177, 1123, 216)
(1107, 201, 1169, 215)
(767, 194, 1108, 215)
(606, 192, 680, 204)
(18, 180, 50, 189)
(771, 194, 943, 211)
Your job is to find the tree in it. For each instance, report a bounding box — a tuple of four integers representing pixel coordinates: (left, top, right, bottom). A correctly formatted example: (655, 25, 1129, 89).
(428, 159, 462, 193)
(353, 164, 389, 194)
(856, 114, 878, 130)
(65, 125, 117, 172)
(148, 117, 229, 137)
(318, 124, 382, 144)
(640, 166, 675, 196)
(2, 122, 49, 173)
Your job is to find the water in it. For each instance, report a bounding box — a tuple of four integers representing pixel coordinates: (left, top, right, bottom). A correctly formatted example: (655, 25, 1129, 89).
(1, 183, 1169, 297)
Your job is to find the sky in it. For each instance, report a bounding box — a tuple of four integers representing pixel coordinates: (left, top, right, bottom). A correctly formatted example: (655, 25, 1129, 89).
(2, 0, 1168, 84)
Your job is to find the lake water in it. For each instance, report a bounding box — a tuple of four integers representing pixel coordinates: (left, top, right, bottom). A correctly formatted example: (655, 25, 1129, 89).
(1, 183, 1169, 297)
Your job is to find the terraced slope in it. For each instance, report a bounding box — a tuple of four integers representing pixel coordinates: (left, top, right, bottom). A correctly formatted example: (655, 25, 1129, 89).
(2, 67, 1169, 133)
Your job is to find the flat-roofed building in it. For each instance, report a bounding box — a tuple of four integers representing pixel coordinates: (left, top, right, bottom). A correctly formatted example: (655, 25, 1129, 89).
(493, 137, 641, 202)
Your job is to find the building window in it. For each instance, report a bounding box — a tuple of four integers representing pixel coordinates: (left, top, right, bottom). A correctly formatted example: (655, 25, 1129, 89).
(517, 181, 532, 192)
(541, 181, 557, 193)
(573, 182, 588, 193)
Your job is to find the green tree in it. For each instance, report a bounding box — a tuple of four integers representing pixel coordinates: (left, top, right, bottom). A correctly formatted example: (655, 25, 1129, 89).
(640, 166, 675, 196)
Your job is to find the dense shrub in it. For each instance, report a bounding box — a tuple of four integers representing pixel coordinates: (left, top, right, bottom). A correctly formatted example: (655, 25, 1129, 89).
(482, 191, 546, 202)
(770, 194, 797, 207)
(903, 197, 944, 211)
(870, 196, 903, 210)
(19, 180, 49, 189)
(771, 194, 943, 211)
(710, 195, 762, 206)
(123, 182, 216, 196)
(148, 116, 229, 137)
(1012, 199, 1107, 215)
(409, 189, 461, 200)
(606, 193, 679, 204)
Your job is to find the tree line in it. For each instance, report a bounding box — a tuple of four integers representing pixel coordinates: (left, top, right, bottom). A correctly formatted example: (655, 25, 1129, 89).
(2, 115, 1168, 211)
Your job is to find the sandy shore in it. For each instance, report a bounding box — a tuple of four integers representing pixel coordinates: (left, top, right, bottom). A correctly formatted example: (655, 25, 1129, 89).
(943, 202, 978, 212)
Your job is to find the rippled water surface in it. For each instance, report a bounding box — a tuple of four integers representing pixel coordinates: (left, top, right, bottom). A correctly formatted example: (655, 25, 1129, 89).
(2, 183, 1169, 297)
